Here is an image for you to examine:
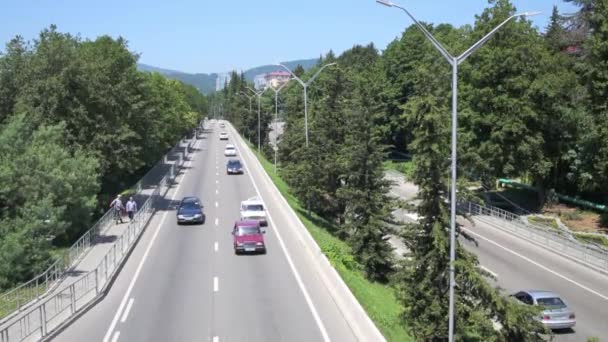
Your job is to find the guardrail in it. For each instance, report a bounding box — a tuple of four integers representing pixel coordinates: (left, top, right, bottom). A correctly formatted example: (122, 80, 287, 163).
(458, 201, 608, 274)
(0, 122, 202, 324)
(0, 123, 197, 341)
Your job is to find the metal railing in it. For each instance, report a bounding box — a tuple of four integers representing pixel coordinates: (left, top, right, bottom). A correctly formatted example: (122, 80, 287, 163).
(0, 122, 202, 324)
(458, 201, 608, 274)
(0, 124, 197, 341)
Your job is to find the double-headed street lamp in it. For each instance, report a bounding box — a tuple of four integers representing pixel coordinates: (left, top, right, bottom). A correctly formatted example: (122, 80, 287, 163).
(376, 1, 539, 341)
(277, 62, 337, 147)
(237, 91, 254, 113)
(246, 86, 269, 151)
(268, 79, 292, 173)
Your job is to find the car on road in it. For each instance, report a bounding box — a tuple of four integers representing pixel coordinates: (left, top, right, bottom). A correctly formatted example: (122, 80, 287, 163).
(232, 220, 266, 254)
(219, 132, 228, 140)
(224, 144, 237, 157)
(176, 196, 205, 224)
(512, 290, 576, 330)
(220, 122, 226, 128)
(240, 196, 267, 226)
(226, 159, 243, 175)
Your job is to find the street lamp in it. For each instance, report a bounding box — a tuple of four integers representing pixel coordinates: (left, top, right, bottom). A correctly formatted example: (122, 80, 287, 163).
(237, 91, 254, 113)
(376, 1, 539, 341)
(246, 86, 269, 151)
(276, 62, 337, 147)
(268, 79, 292, 173)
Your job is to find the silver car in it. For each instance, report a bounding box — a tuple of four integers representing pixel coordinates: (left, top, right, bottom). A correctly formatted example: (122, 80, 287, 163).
(512, 290, 576, 330)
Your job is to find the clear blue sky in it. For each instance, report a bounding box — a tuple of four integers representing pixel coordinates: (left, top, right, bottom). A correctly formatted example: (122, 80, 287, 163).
(1, 0, 578, 74)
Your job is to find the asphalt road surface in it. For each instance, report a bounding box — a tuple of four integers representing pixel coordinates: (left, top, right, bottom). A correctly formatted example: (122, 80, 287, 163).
(53, 120, 365, 342)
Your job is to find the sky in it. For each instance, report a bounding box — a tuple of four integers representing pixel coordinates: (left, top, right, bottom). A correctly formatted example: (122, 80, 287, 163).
(0, 0, 579, 74)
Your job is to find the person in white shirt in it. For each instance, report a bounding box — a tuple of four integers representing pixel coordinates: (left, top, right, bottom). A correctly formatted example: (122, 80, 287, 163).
(126, 197, 138, 222)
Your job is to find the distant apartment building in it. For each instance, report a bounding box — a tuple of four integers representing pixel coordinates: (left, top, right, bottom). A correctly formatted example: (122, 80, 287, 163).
(215, 73, 232, 91)
(265, 70, 291, 89)
(254, 74, 267, 90)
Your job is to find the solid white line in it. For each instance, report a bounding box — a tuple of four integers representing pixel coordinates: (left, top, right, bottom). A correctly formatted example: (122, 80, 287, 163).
(110, 331, 120, 342)
(102, 138, 201, 342)
(120, 298, 134, 323)
(213, 277, 219, 292)
(214, 241, 218, 252)
(479, 265, 498, 279)
(215, 218, 219, 226)
(233, 126, 331, 342)
(464, 228, 608, 301)
(215, 201, 219, 208)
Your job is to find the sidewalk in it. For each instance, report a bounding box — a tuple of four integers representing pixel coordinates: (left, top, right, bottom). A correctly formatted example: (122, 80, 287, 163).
(0, 130, 201, 341)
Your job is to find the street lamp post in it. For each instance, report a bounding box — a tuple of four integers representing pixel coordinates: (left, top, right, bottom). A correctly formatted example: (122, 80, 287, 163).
(237, 91, 253, 113)
(246, 86, 269, 151)
(376, 1, 538, 341)
(268, 79, 292, 173)
(276, 62, 337, 147)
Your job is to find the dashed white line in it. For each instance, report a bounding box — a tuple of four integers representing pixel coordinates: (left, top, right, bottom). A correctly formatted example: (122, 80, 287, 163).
(215, 189, 219, 195)
(215, 218, 219, 226)
(120, 298, 134, 323)
(213, 277, 219, 292)
(216, 172, 219, 176)
(215, 201, 219, 208)
(110, 331, 120, 342)
(216, 180, 219, 184)
(213, 336, 219, 342)
(214, 241, 218, 252)
(465, 228, 608, 301)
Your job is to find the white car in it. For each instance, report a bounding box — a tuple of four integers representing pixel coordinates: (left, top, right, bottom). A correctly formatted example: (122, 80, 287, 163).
(219, 132, 228, 140)
(224, 144, 237, 157)
(240, 196, 267, 226)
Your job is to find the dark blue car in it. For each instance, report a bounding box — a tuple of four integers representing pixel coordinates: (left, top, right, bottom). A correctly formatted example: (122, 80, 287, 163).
(177, 196, 205, 224)
(226, 159, 243, 175)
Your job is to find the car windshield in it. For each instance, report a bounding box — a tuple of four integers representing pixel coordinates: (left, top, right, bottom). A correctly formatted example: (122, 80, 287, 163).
(245, 204, 264, 211)
(228, 161, 241, 167)
(236, 226, 260, 236)
(537, 297, 566, 309)
(181, 202, 200, 210)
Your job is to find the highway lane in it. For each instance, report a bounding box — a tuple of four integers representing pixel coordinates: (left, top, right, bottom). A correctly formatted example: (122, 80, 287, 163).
(53, 120, 364, 342)
(461, 217, 608, 341)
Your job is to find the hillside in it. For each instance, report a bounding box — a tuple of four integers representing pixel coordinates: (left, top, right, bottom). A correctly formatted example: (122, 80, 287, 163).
(137, 58, 318, 94)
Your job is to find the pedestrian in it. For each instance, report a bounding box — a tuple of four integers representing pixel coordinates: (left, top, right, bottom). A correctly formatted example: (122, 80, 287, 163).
(109, 194, 124, 224)
(126, 196, 138, 222)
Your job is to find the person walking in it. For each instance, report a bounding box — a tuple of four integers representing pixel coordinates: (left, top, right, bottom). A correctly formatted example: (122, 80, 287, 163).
(110, 194, 124, 224)
(126, 197, 138, 222)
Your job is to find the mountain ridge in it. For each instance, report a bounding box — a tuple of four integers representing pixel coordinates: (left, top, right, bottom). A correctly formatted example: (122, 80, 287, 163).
(137, 58, 319, 94)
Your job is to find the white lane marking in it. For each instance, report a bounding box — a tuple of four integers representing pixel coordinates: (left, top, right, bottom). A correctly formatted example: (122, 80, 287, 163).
(215, 201, 219, 208)
(120, 298, 134, 323)
(213, 277, 219, 292)
(464, 228, 608, 301)
(110, 331, 120, 342)
(233, 126, 331, 342)
(216, 189, 219, 195)
(102, 138, 201, 342)
(216, 180, 219, 184)
(213, 336, 219, 342)
(214, 241, 218, 252)
(479, 265, 498, 279)
(215, 218, 219, 226)
(216, 172, 219, 176)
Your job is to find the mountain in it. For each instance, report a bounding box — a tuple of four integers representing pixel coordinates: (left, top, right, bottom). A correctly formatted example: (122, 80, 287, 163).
(136, 58, 319, 94)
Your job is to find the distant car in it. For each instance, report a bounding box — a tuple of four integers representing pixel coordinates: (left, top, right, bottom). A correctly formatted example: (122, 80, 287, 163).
(512, 290, 576, 330)
(226, 159, 243, 175)
(224, 144, 237, 157)
(176, 196, 205, 224)
(220, 122, 226, 128)
(240, 196, 267, 226)
(232, 220, 266, 254)
(219, 132, 229, 140)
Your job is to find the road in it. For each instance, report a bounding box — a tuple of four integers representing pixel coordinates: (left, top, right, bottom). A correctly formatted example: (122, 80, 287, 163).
(52, 120, 371, 342)
(460, 217, 608, 341)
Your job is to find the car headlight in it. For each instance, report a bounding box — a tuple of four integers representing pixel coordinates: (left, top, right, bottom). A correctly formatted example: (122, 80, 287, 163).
(177, 215, 185, 219)
(193, 214, 202, 218)
(236, 242, 244, 246)
(256, 242, 264, 246)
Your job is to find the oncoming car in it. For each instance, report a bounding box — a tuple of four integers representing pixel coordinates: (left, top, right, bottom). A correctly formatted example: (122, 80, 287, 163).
(176, 196, 205, 224)
(219, 132, 229, 140)
(224, 144, 237, 157)
(226, 159, 243, 175)
(232, 220, 266, 254)
(511, 290, 576, 330)
(240, 196, 267, 226)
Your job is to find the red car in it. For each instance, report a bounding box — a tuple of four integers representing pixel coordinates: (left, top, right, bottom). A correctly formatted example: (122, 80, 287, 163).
(232, 220, 266, 254)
